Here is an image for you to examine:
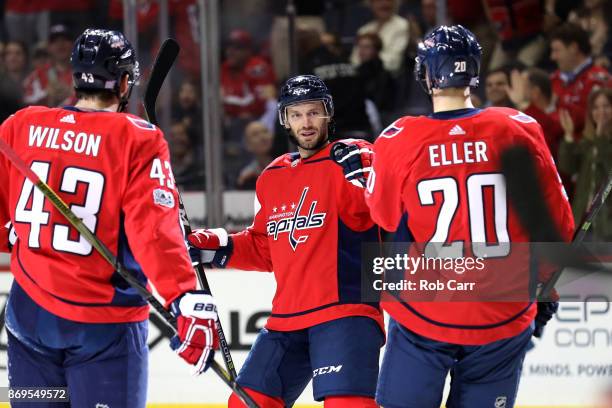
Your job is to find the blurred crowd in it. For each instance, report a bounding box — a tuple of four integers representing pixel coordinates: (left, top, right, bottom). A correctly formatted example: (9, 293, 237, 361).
(0, 0, 610, 239)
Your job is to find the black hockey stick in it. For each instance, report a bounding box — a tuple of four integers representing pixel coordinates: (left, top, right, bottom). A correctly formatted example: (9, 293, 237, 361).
(143, 39, 180, 127)
(143, 39, 259, 407)
(143, 38, 237, 379)
(501, 146, 612, 300)
(0, 137, 258, 407)
(539, 166, 612, 298)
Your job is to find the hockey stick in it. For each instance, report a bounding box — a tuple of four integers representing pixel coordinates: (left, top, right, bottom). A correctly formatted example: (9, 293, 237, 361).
(0, 136, 257, 407)
(538, 166, 612, 299)
(143, 39, 179, 127)
(143, 39, 260, 407)
(143, 38, 238, 379)
(501, 146, 612, 300)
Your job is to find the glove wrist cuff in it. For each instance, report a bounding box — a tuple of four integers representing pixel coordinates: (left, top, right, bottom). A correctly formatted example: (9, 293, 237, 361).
(209, 228, 228, 246)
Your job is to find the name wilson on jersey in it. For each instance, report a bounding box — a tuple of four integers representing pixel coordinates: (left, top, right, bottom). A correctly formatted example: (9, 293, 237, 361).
(28, 125, 101, 157)
(266, 187, 326, 251)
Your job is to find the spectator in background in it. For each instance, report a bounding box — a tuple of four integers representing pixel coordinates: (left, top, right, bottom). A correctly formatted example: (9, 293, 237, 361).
(169, 121, 204, 191)
(47, 0, 94, 34)
(558, 88, 612, 240)
(23, 24, 74, 107)
(321, 32, 344, 57)
(350, 0, 409, 75)
(221, 29, 277, 131)
(446, 0, 496, 75)
(484, 0, 548, 70)
(236, 121, 274, 190)
(172, 78, 203, 148)
(299, 25, 373, 140)
(170, 0, 201, 79)
(32, 44, 50, 70)
(567, 0, 610, 66)
(3, 1, 49, 49)
(416, 0, 436, 34)
(508, 67, 564, 157)
(550, 23, 612, 140)
(354, 32, 395, 125)
(108, 0, 160, 66)
(484, 68, 515, 108)
(0, 41, 29, 104)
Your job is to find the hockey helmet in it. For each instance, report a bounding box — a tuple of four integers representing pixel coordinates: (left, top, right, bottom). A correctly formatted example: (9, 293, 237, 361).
(71, 29, 140, 95)
(415, 25, 482, 93)
(278, 75, 334, 127)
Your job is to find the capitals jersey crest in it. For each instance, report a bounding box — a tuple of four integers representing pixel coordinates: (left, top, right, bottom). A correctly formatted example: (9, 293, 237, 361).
(266, 187, 326, 251)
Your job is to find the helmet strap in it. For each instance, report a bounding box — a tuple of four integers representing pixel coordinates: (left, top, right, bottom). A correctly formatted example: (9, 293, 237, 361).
(116, 74, 134, 113)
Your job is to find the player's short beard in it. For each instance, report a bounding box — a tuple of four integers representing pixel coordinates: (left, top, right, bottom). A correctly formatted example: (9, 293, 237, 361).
(288, 126, 329, 152)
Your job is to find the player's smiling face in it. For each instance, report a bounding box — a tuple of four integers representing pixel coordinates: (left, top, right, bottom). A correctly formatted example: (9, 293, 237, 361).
(285, 101, 329, 154)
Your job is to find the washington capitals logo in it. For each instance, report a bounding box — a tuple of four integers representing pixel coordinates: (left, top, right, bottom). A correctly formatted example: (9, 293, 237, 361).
(266, 187, 326, 251)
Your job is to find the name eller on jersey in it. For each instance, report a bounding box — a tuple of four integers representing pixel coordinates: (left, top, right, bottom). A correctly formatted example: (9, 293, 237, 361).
(429, 141, 488, 167)
(28, 125, 101, 157)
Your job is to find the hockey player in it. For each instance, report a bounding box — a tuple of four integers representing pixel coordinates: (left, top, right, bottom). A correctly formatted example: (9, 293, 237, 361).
(188, 75, 384, 408)
(336, 26, 575, 407)
(0, 29, 218, 407)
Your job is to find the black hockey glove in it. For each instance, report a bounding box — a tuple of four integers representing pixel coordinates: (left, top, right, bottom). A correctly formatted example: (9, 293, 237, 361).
(533, 301, 559, 338)
(330, 139, 374, 188)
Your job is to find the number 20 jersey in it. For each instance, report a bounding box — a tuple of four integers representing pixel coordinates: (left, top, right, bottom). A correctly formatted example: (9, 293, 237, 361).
(366, 107, 575, 345)
(0, 106, 196, 323)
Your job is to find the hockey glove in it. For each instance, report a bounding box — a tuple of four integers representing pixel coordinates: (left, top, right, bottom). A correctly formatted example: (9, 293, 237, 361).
(533, 288, 560, 338)
(330, 139, 374, 188)
(170, 291, 219, 375)
(187, 228, 233, 268)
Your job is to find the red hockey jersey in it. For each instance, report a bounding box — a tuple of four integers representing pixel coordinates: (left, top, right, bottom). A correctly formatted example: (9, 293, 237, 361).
(0, 106, 196, 323)
(228, 142, 383, 332)
(551, 60, 612, 138)
(366, 107, 574, 345)
(221, 56, 276, 118)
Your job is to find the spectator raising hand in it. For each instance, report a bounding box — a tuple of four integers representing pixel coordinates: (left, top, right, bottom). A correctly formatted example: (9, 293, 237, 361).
(558, 88, 612, 240)
(507, 69, 528, 110)
(559, 109, 575, 142)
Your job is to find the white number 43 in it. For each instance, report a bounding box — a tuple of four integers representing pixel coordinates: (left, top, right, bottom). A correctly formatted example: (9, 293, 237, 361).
(150, 158, 175, 189)
(81, 73, 95, 83)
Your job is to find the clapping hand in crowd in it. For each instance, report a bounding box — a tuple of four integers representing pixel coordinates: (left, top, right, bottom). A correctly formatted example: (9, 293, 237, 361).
(559, 109, 575, 142)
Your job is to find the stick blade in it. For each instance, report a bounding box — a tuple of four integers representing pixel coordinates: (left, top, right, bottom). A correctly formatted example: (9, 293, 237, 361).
(143, 38, 180, 126)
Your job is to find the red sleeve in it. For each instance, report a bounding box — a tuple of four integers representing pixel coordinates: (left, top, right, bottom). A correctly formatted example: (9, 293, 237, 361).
(365, 121, 410, 232)
(228, 180, 273, 272)
(0, 116, 14, 252)
(121, 125, 196, 305)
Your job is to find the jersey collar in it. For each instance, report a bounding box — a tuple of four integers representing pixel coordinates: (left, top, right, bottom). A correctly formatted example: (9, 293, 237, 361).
(559, 57, 593, 84)
(428, 107, 482, 120)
